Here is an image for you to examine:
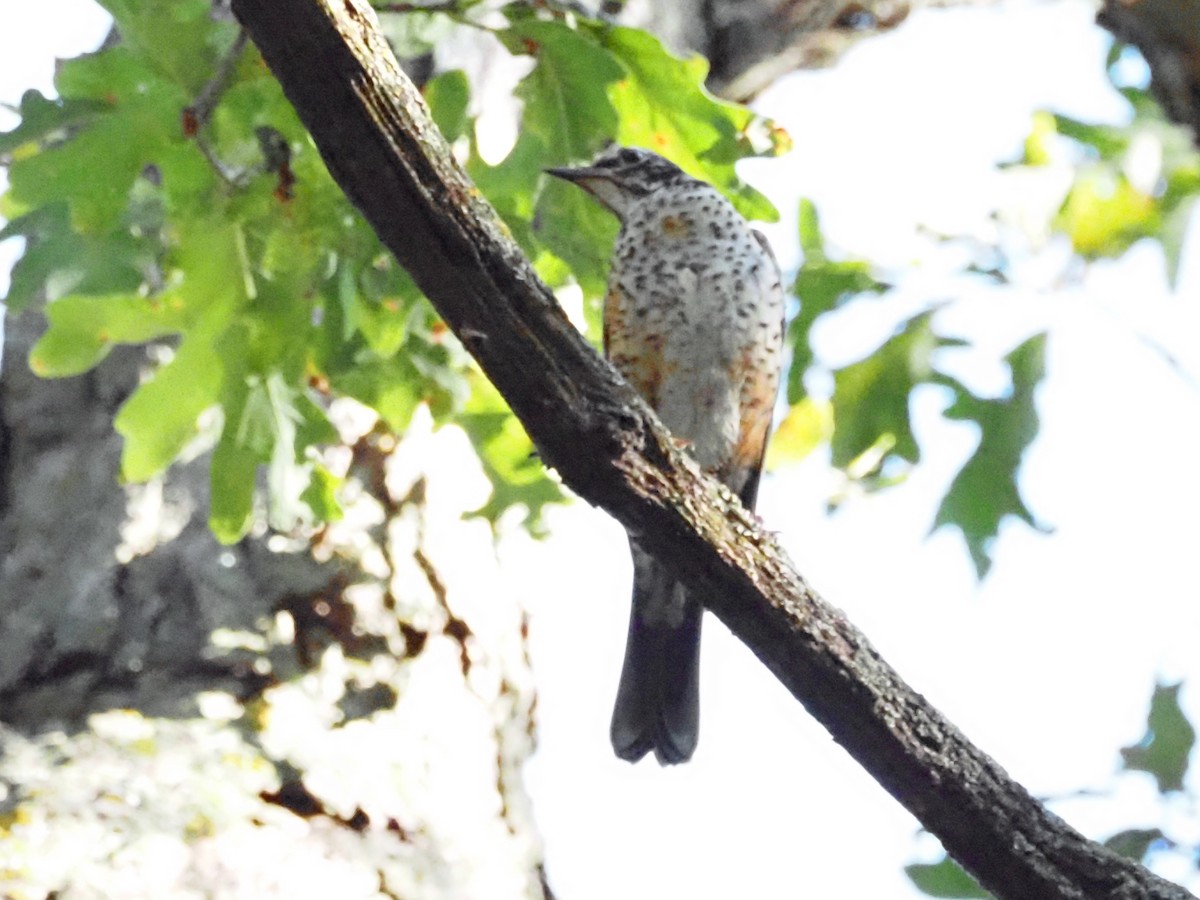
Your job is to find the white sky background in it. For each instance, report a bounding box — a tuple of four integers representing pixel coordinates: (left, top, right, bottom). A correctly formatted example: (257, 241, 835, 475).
(3, 1, 1200, 898)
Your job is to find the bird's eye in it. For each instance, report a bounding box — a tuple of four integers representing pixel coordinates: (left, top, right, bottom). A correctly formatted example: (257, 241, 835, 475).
(618, 148, 642, 164)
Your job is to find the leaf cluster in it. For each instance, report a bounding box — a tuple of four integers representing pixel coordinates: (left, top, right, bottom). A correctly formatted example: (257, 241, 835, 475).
(0, 0, 781, 542)
(775, 43, 1200, 578)
(775, 201, 1048, 578)
(1017, 46, 1200, 286)
(3, 3, 1196, 585)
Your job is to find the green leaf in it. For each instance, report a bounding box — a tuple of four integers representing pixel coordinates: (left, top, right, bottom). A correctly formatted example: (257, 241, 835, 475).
(97, 0, 224, 92)
(468, 130, 542, 258)
(345, 262, 419, 359)
(905, 856, 991, 898)
(1020, 110, 1058, 168)
(54, 42, 171, 102)
(1120, 682, 1196, 793)
(0, 89, 109, 155)
(408, 328, 471, 421)
(332, 356, 423, 433)
(797, 197, 824, 257)
(293, 390, 339, 448)
(1, 207, 150, 312)
(788, 199, 888, 403)
(789, 199, 889, 403)
(9, 113, 146, 234)
(210, 425, 260, 544)
(115, 335, 223, 482)
(1103, 828, 1168, 861)
(208, 368, 339, 539)
(497, 20, 623, 295)
(1055, 167, 1157, 258)
(933, 333, 1047, 578)
(788, 259, 884, 404)
(1052, 113, 1129, 159)
(8, 49, 186, 234)
(765, 397, 832, 469)
(501, 19, 622, 160)
(257, 372, 318, 531)
(459, 372, 565, 534)
(599, 24, 779, 222)
(107, 220, 254, 501)
(301, 463, 344, 523)
(30, 292, 185, 377)
(425, 69, 470, 143)
(533, 175, 617, 298)
(831, 311, 941, 471)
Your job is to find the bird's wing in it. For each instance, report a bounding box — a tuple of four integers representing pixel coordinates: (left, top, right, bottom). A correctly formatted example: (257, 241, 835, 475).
(604, 280, 664, 410)
(731, 230, 786, 510)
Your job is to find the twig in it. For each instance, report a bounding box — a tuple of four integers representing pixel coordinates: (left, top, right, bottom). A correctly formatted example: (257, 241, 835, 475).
(183, 29, 249, 136)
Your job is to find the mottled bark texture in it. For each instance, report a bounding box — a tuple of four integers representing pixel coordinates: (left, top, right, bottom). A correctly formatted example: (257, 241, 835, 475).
(0, 313, 333, 728)
(227, 1, 1194, 898)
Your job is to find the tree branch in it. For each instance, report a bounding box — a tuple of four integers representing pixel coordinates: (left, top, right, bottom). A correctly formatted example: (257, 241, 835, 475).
(230, 1, 1193, 897)
(1098, 0, 1200, 147)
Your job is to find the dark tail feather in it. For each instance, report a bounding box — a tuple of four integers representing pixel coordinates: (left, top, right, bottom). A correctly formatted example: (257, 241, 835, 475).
(610, 549, 702, 765)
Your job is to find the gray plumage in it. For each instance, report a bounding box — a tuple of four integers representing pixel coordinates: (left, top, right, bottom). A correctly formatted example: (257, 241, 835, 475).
(548, 146, 784, 764)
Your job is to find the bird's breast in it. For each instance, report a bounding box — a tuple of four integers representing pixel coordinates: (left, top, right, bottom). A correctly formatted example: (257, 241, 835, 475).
(606, 197, 781, 472)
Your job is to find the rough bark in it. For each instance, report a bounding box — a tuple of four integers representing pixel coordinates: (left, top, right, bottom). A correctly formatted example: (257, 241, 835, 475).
(229, 1, 1194, 898)
(0, 312, 333, 727)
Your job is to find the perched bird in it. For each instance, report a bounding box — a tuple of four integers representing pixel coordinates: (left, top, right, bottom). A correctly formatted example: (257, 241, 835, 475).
(547, 146, 785, 764)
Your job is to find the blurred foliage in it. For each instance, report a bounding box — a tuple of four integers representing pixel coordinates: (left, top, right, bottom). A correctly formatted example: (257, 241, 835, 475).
(931, 335, 1049, 578)
(1015, 45, 1200, 286)
(905, 856, 990, 898)
(1121, 682, 1196, 793)
(0, 0, 784, 543)
(781, 201, 1048, 577)
(784, 42, 1199, 578)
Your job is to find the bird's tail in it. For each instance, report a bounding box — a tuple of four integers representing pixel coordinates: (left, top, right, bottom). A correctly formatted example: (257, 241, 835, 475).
(610, 546, 702, 765)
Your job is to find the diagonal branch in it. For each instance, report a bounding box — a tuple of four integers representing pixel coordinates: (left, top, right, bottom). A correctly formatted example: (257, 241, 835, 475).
(230, 1, 1192, 897)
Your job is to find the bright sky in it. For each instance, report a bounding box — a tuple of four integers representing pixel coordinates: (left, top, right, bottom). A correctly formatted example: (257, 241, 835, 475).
(3, 1, 1199, 898)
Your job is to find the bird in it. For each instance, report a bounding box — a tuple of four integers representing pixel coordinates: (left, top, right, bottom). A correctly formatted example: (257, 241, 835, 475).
(546, 145, 785, 764)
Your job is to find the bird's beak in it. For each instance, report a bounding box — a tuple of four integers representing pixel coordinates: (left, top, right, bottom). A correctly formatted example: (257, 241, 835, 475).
(544, 165, 625, 216)
(544, 165, 608, 185)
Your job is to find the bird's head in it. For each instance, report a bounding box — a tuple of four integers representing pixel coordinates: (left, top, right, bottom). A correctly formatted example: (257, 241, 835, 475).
(545, 145, 691, 219)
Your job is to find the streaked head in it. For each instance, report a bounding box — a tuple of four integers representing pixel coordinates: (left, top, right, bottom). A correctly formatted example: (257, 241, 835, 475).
(545, 146, 692, 219)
